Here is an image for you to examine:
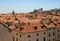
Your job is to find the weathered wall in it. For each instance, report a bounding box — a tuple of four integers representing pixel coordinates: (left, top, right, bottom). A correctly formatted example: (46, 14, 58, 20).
(0, 24, 13, 41)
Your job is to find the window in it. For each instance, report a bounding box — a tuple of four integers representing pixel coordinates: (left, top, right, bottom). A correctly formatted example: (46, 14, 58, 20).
(15, 18, 18, 21)
(43, 37, 45, 41)
(28, 22, 30, 25)
(28, 35, 30, 38)
(54, 24, 57, 26)
(44, 32, 46, 35)
(5, 22, 12, 26)
(53, 28, 55, 30)
(53, 32, 55, 36)
(47, 22, 50, 25)
(48, 28, 51, 30)
(49, 33, 50, 37)
(58, 34, 59, 39)
(20, 26, 24, 31)
(53, 39, 54, 41)
(20, 34, 22, 37)
(41, 26, 45, 29)
(20, 22, 26, 26)
(16, 33, 18, 35)
(54, 18, 58, 21)
(16, 38, 18, 41)
(25, 15, 27, 17)
(58, 23, 60, 25)
(7, 17, 11, 20)
(36, 38, 39, 41)
(33, 26, 37, 30)
(49, 39, 50, 41)
(58, 30, 59, 32)
(36, 33, 39, 36)
(13, 37, 14, 41)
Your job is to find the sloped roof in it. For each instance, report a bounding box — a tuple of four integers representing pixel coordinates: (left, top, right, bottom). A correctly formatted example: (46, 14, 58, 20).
(0, 13, 60, 33)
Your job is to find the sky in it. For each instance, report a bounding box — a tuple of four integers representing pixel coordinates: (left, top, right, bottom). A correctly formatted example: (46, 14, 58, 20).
(0, 0, 60, 13)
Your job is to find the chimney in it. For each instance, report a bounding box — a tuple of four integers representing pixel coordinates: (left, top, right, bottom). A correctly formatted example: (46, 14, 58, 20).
(12, 11, 15, 14)
(40, 8, 43, 11)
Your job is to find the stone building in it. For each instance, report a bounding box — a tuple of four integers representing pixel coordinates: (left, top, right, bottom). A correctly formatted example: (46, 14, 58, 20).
(0, 23, 13, 41)
(0, 8, 60, 41)
(11, 18, 60, 41)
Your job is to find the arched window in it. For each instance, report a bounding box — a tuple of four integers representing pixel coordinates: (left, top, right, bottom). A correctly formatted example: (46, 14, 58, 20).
(36, 38, 39, 41)
(16, 38, 18, 41)
(13, 37, 14, 41)
(43, 37, 45, 41)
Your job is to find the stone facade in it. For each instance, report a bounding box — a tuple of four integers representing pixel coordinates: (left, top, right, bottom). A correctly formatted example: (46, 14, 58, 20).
(11, 28, 60, 41)
(0, 23, 13, 41)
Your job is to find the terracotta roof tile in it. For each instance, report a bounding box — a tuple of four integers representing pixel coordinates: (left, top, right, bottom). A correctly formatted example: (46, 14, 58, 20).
(0, 13, 60, 33)
(16, 22, 46, 33)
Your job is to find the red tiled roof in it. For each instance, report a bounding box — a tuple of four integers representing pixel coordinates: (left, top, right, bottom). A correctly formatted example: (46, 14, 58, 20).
(16, 22, 46, 33)
(0, 13, 60, 33)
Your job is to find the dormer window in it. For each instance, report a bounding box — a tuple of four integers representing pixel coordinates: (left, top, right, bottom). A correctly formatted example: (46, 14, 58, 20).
(54, 18, 58, 21)
(28, 22, 30, 25)
(15, 18, 18, 21)
(7, 17, 11, 20)
(25, 15, 27, 17)
(19, 25, 24, 31)
(41, 26, 45, 29)
(54, 23, 57, 26)
(35, 14, 37, 17)
(5, 22, 12, 26)
(58, 23, 60, 25)
(33, 26, 37, 30)
(47, 22, 50, 25)
(20, 22, 26, 26)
